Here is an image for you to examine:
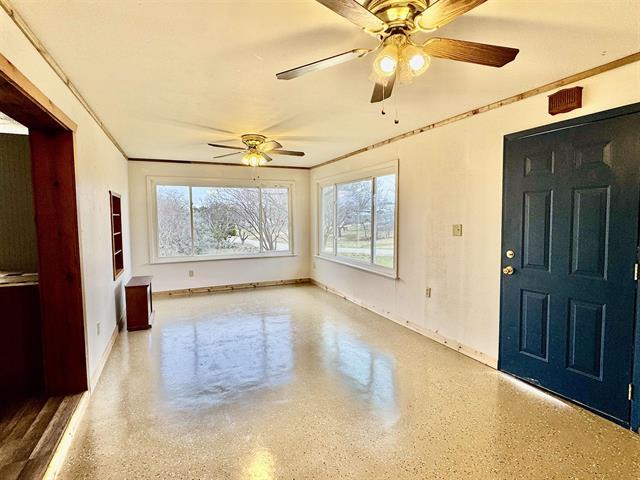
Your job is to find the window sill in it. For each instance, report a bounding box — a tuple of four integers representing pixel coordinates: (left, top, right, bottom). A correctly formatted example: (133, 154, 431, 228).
(150, 253, 296, 265)
(314, 255, 398, 279)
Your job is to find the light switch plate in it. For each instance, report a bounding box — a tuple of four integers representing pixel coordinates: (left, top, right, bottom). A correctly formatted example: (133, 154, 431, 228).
(453, 224, 463, 236)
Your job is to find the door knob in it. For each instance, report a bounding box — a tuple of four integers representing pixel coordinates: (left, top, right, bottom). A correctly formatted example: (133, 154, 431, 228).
(503, 266, 515, 276)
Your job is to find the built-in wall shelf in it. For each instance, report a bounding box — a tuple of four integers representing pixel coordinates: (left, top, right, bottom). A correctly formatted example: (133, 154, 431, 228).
(110, 191, 124, 280)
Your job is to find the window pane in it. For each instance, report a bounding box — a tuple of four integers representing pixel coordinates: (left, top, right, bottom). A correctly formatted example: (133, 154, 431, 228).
(374, 174, 396, 268)
(336, 179, 372, 263)
(192, 187, 261, 256)
(156, 185, 192, 257)
(260, 187, 290, 252)
(320, 186, 334, 255)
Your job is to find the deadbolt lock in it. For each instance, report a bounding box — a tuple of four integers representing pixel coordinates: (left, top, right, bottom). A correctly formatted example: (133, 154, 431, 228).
(503, 266, 515, 276)
(506, 249, 515, 259)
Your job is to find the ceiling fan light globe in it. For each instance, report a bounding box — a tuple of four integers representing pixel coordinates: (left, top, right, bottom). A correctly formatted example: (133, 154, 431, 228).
(243, 151, 262, 167)
(374, 44, 399, 78)
(408, 52, 430, 76)
(380, 56, 397, 74)
(409, 53, 424, 71)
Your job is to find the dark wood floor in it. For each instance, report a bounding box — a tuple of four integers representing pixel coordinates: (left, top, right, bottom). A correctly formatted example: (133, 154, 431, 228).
(0, 394, 82, 479)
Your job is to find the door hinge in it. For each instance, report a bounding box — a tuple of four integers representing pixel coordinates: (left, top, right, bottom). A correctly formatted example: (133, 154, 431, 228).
(635, 263, 638, 281)
(629, 383, 634, 401)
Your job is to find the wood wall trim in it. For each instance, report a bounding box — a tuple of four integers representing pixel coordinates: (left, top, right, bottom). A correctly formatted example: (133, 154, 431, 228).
(310, 52, 640, 170)
(43, 392, 88, 480)
(0, 0, 127, 156)
(154, 278, 311, 297)
(128, 157, 311, 171)
(0, 49, 89, 395)
(30, 129, 88, 394)
(0, 53, 76, 131)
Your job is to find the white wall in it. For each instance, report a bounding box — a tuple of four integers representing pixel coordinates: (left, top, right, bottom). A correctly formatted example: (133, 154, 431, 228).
(128, 161, 310, 292)
(310, 63, 640, 367)
(0, 10, 131, 384)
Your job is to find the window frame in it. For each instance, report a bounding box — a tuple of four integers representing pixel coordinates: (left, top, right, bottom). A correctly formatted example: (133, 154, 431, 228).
(147, 176, 295, 264)
(316, 160, 398, 279)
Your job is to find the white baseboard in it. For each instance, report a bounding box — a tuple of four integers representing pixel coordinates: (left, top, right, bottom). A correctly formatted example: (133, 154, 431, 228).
(310, 278, 498, 369)
(89, 319, 120, 392)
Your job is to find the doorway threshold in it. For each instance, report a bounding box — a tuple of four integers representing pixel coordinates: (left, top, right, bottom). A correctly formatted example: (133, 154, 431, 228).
(0, 393, 83, 479)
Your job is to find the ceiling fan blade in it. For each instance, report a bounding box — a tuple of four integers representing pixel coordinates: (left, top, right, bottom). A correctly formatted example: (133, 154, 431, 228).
(208, 143, 246, 150)
(422, 38, 519, 67)
(277, 49, 370, 80)
(259, 140, 283, 152)
(270, 149, 306, 157)
(314, 0, 386, 32)
(370, 72, 396, 103)
(415, 0, 486, 31)
(261, 153, 274, 163)
(213, 151, 244, 159)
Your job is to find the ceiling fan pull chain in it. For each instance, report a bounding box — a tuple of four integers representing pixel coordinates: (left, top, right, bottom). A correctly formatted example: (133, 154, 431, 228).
(381, 82, 387, 116)
(394, 85, 399, 124)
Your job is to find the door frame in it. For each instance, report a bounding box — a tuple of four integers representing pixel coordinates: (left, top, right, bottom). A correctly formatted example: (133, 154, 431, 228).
(499, 102, 640, 431)
(0, 52, 89, 395)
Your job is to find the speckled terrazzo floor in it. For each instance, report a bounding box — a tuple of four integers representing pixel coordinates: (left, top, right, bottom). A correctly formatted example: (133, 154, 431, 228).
(59, 284, 640, 479)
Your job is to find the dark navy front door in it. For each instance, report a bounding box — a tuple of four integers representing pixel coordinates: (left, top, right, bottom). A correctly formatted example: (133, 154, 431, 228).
(499, 110, 640, 425)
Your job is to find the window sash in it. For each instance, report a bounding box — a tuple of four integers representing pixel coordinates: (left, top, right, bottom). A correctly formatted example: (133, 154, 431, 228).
(152, 181, 293, 262)
(318, 168, 397, 274)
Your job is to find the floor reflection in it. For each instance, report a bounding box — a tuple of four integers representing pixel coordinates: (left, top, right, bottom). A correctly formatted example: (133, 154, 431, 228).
(322, 323, 398, 423)
(245, 448, 275, 480)
(159, 310, 293, 408)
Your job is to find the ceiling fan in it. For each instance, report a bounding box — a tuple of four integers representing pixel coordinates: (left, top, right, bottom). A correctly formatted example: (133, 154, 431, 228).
(276, 0, 519, 103)
(208, 134, 305, 167)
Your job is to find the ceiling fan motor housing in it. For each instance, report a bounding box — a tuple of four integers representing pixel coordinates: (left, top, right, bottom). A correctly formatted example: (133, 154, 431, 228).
(241, 133, 266, 148)
(365, 0, 428, 33)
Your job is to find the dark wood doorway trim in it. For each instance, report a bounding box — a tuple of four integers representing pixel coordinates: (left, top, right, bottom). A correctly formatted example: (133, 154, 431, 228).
(0, 52, 88, 395)
(500, 102, 640, 432)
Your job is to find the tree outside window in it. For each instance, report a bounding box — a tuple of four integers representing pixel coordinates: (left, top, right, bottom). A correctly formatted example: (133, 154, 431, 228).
(319, 172, 396, 271)
(156, 184, 291, 258)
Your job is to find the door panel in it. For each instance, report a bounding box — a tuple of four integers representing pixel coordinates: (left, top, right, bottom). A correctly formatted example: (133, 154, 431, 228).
(567, 299, 604, 379)
(523, 190, 552, 271)
(500, 111, 640, 425)
(571, 187, 609, 278)
(520, 289, 549, 360)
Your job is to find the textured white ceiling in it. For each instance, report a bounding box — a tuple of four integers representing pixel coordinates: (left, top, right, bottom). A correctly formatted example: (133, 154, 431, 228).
(9, 0, 640, 166)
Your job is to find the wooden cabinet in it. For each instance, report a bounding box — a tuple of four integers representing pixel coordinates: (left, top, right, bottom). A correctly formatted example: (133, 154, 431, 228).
(110, 191, 124, 280)
(0, 282, 43, 395)
(125, 276, 154, 331)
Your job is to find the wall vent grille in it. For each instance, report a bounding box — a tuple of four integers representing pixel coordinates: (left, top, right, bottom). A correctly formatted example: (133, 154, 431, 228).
(548, 86, 583, 115)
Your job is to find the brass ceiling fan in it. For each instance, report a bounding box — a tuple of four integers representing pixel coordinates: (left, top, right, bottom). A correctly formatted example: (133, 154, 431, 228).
(208, 134, 305, 167)
(276, 0, 519, 103)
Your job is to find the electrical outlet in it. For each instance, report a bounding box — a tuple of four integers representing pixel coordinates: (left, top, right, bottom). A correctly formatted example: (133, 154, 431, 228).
(452, 224, 463, 237)
(96, 322, 101, 336)
(188, 270, 194, 277)
(312, 261, 316, 269)
(425, 287, 432, 298)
